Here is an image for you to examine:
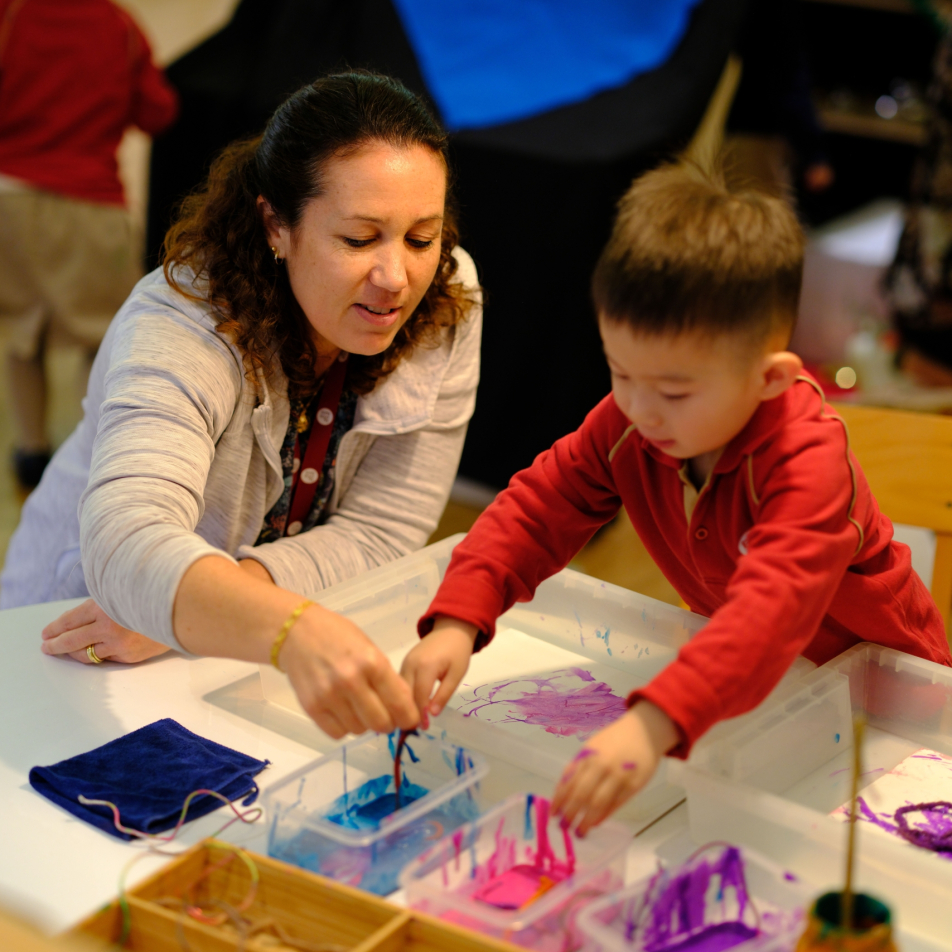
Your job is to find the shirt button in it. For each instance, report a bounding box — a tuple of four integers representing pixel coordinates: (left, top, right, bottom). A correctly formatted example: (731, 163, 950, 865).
(287, 521, 303, 536)
(317, 407, 335, 426)
(300, 467, 319, 485)
(695, 527, 708, 540)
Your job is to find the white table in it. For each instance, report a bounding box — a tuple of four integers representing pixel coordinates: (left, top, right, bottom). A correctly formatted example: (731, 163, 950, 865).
(0, 598, 684, 935)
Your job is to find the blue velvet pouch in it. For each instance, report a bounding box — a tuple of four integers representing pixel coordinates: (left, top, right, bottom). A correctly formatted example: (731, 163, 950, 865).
(29, 718, 269, 840)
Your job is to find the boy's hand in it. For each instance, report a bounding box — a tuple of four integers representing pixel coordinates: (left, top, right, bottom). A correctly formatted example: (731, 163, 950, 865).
(552, 700, 679, 837)
(401, 617, 479, 726)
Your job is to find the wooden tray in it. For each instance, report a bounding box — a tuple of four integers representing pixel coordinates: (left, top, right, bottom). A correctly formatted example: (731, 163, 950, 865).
(70, 840, 521, 952)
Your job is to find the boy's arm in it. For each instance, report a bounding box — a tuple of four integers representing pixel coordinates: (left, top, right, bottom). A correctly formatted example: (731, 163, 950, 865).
(418, 396, 626, 647)
(405, 396, 624, 717)
(633, 426, 867, 757)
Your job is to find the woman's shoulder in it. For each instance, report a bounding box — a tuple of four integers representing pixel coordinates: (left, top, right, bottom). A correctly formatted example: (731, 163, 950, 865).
(109, 266, 246, 382)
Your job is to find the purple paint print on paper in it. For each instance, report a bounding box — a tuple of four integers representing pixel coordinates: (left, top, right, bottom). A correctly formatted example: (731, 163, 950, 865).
(831, 748, 952, 859)
(458, 667, 628, 741)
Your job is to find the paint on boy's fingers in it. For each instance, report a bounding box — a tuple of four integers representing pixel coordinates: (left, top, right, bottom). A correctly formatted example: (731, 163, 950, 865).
(622, 761, 637, 770)
(574, 748, 596, 762)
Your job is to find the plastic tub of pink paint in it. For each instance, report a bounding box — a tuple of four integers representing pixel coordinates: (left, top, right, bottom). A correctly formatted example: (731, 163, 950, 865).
(401, 792, 629, 950)
(577, 837, 812, 952)
(264, 730, 487, 895)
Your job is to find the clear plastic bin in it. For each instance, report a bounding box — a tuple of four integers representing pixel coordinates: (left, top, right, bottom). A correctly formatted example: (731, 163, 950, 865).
(263, 729, 487, 895)
(680, 643, 952, 943)
(577, 834, 812, 952)
(401, 792, 629, 951)
(259, 537, 816, 825)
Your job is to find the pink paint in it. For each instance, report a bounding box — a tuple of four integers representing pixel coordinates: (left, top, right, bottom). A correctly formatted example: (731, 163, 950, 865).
(471, 796, 577, 910)
(452, 829, 465, 872)
(460, 667, 628, 741)
(622, 761, 637, 771)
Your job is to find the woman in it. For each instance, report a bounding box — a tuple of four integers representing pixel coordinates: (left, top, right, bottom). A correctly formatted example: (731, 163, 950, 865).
(0, 72, 481, 739)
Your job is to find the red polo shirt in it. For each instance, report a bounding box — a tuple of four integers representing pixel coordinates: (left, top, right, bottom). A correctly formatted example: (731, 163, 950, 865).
(420, 376, 951, 756)
(0, 0, 179, 205)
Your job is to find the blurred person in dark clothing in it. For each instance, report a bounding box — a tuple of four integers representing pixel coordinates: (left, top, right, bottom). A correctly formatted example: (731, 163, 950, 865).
(0, 0, 178, 488)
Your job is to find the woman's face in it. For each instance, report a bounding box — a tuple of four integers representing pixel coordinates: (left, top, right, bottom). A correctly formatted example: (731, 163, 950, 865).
(263, 142, 446, 359)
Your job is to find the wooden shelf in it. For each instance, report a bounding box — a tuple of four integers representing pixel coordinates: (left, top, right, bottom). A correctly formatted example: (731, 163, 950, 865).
(801, 0, 915, 13)
(818, 107, 929, 145)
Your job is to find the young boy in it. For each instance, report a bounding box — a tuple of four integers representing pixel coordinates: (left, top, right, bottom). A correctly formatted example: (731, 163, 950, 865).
(401, 162, 952, 836)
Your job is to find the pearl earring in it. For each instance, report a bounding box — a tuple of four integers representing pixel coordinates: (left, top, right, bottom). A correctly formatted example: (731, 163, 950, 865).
(270, 245, 282, 263)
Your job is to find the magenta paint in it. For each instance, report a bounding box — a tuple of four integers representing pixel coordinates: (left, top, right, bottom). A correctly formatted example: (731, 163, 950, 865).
(460, 667, 628, 741)
(622, 761, 637, 771)
(468, 795, 578, 910)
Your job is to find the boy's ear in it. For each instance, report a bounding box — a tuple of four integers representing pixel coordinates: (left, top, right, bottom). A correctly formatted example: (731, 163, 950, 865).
(760, 351, 803, 401)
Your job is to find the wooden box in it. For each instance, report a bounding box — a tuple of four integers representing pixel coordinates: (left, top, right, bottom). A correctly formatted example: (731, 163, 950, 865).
(70, 840, 521, 952)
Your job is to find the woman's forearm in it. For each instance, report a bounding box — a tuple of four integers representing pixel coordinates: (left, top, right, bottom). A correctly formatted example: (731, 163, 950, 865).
(173, 554, 304, 661)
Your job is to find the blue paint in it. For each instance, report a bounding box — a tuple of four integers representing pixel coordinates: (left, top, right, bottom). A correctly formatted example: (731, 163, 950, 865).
(835, 733, 841, 743)
(323, 774, 430, 832)
(524, 793, 536, 840)
(596, 627, 613, 656)
(574, 609, 585, 646)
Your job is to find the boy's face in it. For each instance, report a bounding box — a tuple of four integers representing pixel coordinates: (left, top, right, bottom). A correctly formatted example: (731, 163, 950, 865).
(599, 318, 798, 461)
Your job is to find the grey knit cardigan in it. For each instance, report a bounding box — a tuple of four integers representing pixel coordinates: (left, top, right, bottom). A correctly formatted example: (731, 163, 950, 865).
(0, 248, 481, 652)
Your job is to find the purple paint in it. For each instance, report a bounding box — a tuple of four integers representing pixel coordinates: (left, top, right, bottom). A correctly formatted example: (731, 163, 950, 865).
(854, 796, 952, 859)
(895, 801, 952, 852)
(622, 761, 638, 771)
(628, 845, 758, 952)
(460, 667, 628, 741)
(829, 766, 884, 780)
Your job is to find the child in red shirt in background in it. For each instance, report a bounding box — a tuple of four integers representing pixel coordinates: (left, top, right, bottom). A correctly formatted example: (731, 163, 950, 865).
(0, 0, 178, 487)
(401, 161, 952, 836)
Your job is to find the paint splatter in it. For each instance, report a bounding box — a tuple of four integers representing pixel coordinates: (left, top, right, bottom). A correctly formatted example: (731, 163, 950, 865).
(596, 628, 613, 656)
(458, 667, 628, 741)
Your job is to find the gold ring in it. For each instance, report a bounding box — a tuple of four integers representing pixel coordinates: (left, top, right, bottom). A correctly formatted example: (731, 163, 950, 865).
(86, 644, 104, 664)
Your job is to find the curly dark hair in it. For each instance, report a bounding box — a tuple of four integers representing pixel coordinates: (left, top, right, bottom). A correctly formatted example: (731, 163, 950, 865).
(163, 72, 475, 398)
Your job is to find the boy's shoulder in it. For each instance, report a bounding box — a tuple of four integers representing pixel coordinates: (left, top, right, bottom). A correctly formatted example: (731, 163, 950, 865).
(727, 374, 854, 481)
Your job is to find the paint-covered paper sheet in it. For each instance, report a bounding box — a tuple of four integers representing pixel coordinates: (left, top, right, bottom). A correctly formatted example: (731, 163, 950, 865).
(831, 748, 952, 859)
(449, 628, 646, 758)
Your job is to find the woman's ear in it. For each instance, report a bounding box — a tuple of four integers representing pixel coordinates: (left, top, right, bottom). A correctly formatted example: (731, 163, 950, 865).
(256, 196, 288, 255)
(760, 351, 803, 400)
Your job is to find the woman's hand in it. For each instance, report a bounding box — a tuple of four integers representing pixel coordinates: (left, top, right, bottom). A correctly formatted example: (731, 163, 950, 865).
(40, 599, 171, 664)
(551, 701, 679, 837)
(280, 603, 420, 739)
(400, 617, 479, 726)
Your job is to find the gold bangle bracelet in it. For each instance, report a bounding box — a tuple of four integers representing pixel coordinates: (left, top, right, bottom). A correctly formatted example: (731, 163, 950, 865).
(271, 599, 314, 672)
